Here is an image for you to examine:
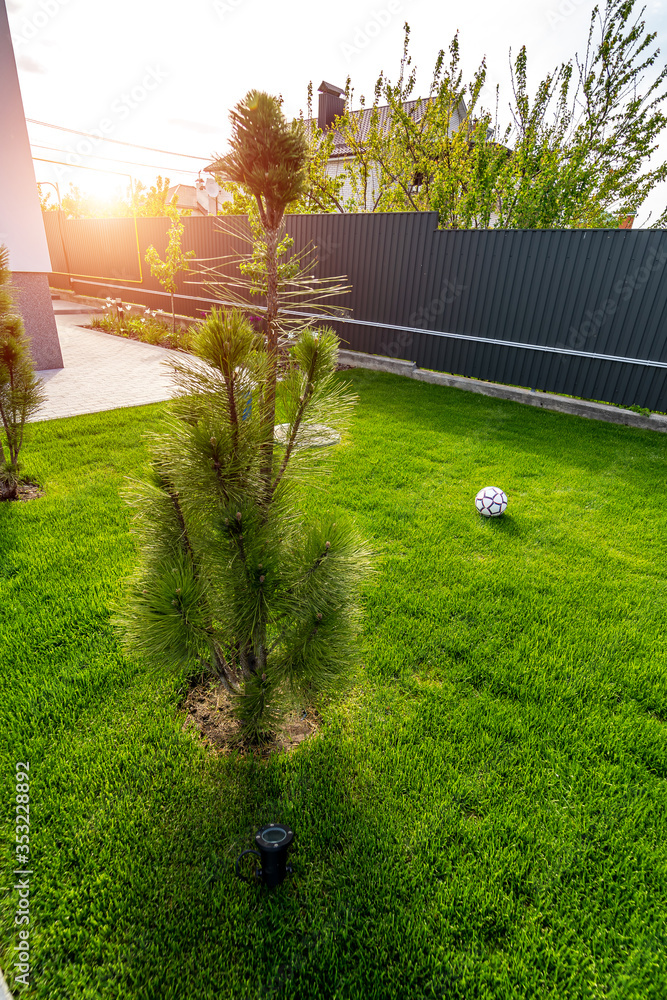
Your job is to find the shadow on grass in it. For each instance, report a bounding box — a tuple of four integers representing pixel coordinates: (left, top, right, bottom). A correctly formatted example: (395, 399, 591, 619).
(60, 707, 388, 1000)
(477, 514, 520, 536)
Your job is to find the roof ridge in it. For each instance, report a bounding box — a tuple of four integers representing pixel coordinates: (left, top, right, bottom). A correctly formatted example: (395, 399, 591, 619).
(303, 95, 426, 125)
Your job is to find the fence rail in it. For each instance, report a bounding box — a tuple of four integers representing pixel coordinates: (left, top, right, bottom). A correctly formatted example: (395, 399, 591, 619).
(44, 211, 667, 410)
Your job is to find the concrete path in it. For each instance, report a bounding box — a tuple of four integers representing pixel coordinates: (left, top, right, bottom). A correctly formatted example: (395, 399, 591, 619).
(51, 299, 102, 316)
(338, 350, 667, 434)
(30, 315, 180, 423)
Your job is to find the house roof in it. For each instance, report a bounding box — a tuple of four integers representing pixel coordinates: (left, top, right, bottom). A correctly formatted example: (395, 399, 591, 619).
(204, 93, 468, 172)
(306, 96, 467, 159)
(321, 99, 426, 158)
(319, 80, 345, 97)
(167, 184, 208, 214)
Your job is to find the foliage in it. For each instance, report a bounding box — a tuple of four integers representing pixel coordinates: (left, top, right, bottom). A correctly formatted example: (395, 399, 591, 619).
(116, 309, 370, 741)
(297, 81, 349, 214)
(302, 1, 667, 227)
(40, 176, 181, 219)
(215, 85, 346, 215)
(130, 176, 181, 218)
(0, 246, 45, 500)
(145, 206, 196, 336)
(56, 183, 135, 220)
(37, 183, 57, 212)
(59, 184, 100, 219)
(94, 298, 190, 349)
(210, 90, 309, 233)
(206, 90, 346, 498)
(213, 179, 255, 216)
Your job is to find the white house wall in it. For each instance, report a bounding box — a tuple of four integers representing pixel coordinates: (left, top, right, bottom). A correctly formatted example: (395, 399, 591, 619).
(321, 102, 467, 213)
(0, 0, 52, 272)
(0, 0, 63, 368)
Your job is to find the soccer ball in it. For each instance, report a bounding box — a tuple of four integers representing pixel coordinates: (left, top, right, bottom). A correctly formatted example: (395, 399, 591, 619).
(475, 486, 508, 517)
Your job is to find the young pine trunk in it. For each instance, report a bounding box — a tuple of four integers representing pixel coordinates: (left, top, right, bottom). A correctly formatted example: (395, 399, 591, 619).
(259, 226, 280, 503)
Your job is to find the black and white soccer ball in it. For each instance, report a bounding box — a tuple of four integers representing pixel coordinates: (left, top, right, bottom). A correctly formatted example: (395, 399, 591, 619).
(475, 486, 508, 517)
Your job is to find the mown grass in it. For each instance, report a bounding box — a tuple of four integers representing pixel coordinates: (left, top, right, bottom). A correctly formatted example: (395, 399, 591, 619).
(1, 370, 666, 1000)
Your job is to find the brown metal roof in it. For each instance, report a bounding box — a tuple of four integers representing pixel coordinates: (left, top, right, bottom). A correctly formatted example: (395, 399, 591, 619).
(205, 96, 466, 171)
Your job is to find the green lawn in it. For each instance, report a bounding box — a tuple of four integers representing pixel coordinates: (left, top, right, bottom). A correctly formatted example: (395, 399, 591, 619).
(1, 369, 666, 1000)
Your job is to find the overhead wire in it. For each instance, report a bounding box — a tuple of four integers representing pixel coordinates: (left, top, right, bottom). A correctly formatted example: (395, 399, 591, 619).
(30, 143, 199, 176)
(25, 118, 214, 161)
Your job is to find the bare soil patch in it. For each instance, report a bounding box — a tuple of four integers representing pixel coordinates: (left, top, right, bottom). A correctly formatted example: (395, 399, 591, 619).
(181, 679, 322, 759)
(1, 481, 44, 502)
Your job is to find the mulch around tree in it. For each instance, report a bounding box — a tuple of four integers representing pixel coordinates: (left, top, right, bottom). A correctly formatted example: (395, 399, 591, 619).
(181, 679, 322, 760)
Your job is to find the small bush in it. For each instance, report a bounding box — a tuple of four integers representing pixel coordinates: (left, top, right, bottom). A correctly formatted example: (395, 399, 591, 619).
(0, 246, 46, 500)
(95, 299, 195, 352)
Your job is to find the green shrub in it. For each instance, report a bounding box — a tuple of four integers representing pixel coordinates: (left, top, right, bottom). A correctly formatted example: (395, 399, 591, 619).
(0, 246, 45, 500)
(96, 300, 194, 351)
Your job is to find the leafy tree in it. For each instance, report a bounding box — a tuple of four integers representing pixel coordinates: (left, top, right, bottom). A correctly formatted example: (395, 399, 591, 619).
(302, 1, 667, 228)
(213, 179, 255, 216)
(59, 183, 91, 219)
(131, 176, 180, 218)
(37, 184, 57, 212)
(0, 247, 46, 500)
(53, 182, 128, 219)
(145, 205, 196, 337)
(43, 177, 180, 220)
(118, 92, 369, 742)
(296, 82, 348, 214)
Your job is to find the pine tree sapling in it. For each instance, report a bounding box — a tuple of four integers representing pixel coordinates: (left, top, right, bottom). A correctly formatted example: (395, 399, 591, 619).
(0, 247, 46, 500)
(119, 92, 369, 744)
(202, 90, 349, 503)
(116, 309, 370, 743)
(208, 91, 311, 504)
(145, 205, 196, 337)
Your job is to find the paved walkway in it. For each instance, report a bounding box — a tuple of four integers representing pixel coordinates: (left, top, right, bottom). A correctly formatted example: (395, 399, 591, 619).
(30, 315, 181, 423)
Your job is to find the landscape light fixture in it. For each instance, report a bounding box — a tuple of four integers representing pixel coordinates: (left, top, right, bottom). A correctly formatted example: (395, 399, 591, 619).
(235, 823, 295, 888)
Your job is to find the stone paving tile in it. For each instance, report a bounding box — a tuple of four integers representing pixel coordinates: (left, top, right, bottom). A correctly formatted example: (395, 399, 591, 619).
(29, 316, 182, 423)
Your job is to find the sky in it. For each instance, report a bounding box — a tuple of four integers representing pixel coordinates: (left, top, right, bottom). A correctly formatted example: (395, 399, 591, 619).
(7, 0, 667, 225)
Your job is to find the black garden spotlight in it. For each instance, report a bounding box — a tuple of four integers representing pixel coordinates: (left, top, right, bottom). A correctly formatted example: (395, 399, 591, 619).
(235, 823, 295, 888)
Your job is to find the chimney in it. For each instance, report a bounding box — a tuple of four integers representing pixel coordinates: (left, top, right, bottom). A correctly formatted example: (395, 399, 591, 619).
(619, 215, 634, 230)
(318, 81, 345, 131)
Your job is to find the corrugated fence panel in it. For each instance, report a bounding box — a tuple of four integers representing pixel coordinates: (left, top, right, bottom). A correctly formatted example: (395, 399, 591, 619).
(42, 212, 71, 290)
(64, 218, 143, 281)
(44, 212, 667, 410)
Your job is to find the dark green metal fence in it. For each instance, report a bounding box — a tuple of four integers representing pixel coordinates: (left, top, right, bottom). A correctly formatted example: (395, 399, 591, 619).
(44, 211, 667, 410)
